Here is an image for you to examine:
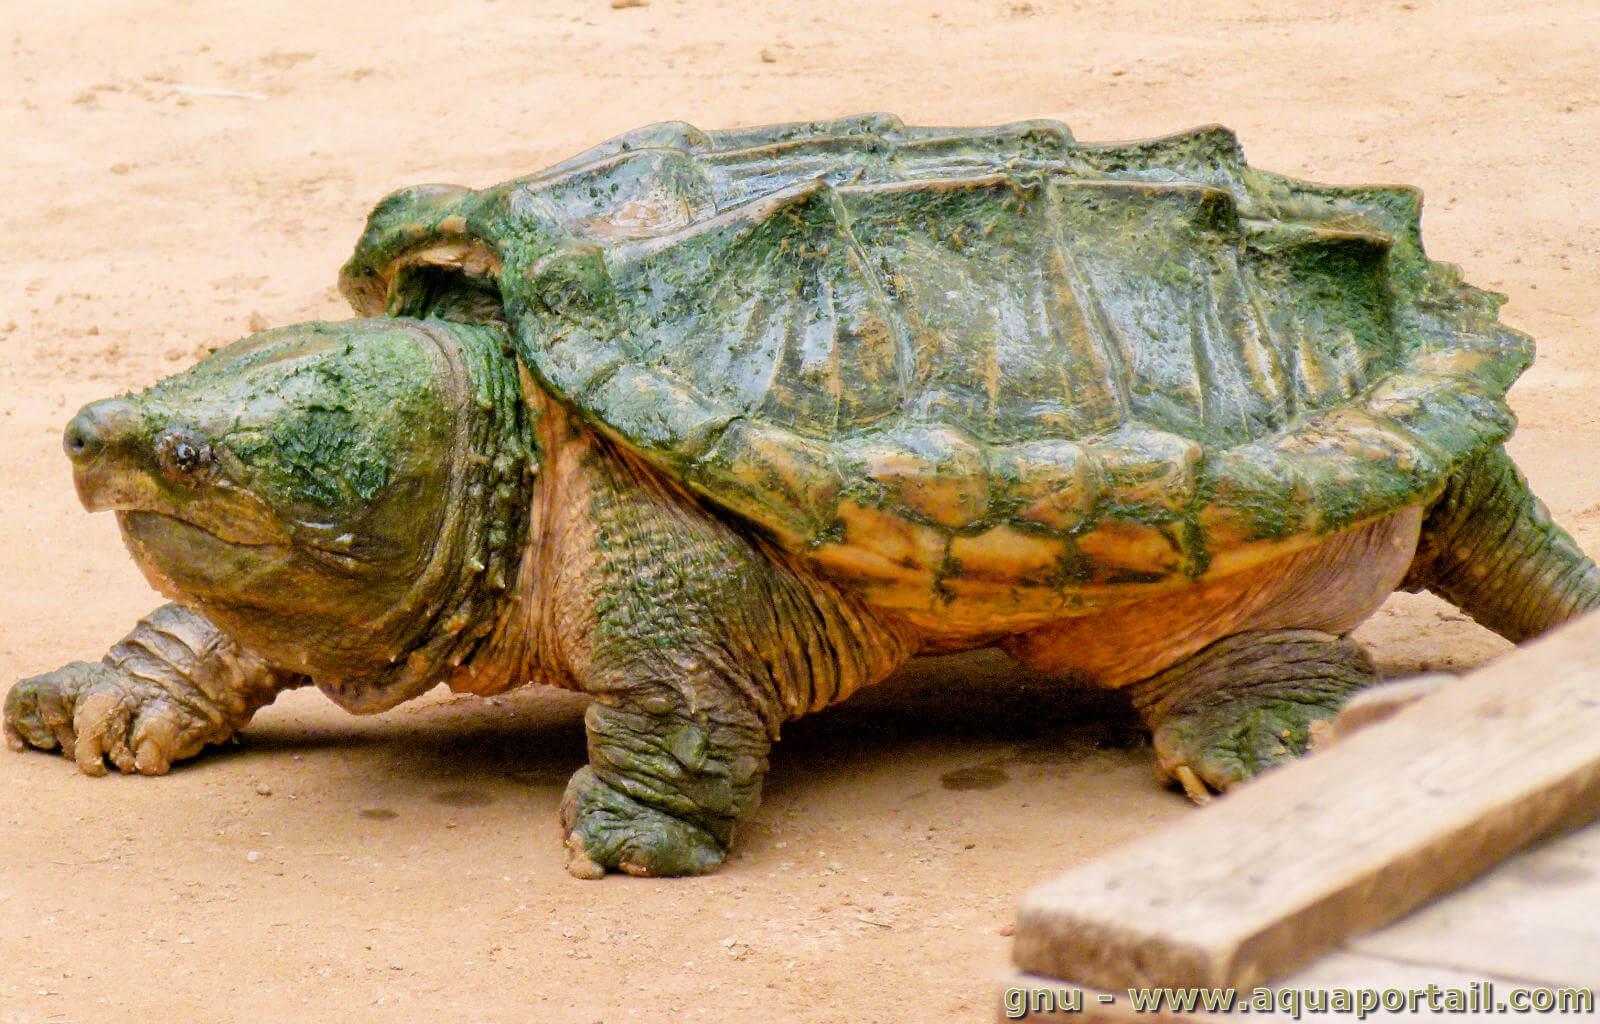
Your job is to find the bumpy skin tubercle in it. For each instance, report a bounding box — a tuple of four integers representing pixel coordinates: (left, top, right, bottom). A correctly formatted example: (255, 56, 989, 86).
(5, 603, 303, 775)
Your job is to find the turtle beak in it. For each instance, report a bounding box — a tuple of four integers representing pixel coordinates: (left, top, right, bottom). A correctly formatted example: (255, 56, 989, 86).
(64, 397, 144, 512)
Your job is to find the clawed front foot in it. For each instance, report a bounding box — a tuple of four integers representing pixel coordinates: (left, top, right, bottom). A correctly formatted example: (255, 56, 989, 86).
(1134, 630, 1380, 803)
(560, 766, 727, 879)
(5, 660, 234, 776)
(6, 604, 295, 777)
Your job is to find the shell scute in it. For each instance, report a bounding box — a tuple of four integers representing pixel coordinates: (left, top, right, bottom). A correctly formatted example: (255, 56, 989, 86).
(988, 440, 1097, 532)
(1084, 426, 1202, 523)
(839, 427, 990, 530)
(949, 525, 1071, 587)
(696, 420, 838, 547)
(1074, 520, 1186, 580)
(603, 180, 905, 437)
(822, 500, 948, 590)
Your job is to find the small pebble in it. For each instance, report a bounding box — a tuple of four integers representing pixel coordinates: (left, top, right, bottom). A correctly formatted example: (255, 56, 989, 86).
(246, 850, 263, 863)
(254, 782, 272, 797)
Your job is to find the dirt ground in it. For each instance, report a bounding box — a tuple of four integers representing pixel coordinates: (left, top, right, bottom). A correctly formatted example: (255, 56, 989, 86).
(1, 1, 1597, 1021)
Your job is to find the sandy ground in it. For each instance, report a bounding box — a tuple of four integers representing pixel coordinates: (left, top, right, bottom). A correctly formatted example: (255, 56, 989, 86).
(1, 1, 1597, 1021)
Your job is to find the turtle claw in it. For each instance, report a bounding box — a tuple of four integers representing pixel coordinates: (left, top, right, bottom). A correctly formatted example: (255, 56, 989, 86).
(7, 662, 97, 761)
(559, 766, 727, 879)
(563, 833, 609, 881)
(2, 716, 25, 753)
(1171, 764, 1214, 806)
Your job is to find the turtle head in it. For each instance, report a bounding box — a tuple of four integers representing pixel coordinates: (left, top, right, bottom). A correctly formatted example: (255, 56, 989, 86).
(63, 318, 535, 709)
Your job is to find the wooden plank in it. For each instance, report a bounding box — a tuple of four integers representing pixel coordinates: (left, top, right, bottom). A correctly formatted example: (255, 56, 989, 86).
(1349, 819, 1600, 988)
(1317, 673, 1452, 741)
(1013, 611, 1600, 991)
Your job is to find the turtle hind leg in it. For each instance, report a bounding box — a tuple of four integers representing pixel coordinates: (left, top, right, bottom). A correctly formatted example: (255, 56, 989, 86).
(1403, 446, 1600, 643)
(1129, 629, 1381, 802)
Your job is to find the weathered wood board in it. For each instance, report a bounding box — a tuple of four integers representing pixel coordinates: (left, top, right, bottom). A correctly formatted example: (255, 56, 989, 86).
(1348, 820, 1600, 989)
(1002, 822, 1600, 1020)
(1012, 611, 1600, 991)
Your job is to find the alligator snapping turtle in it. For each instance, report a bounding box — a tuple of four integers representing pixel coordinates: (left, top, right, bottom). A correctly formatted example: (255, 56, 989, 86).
(9, 114, 1599, 877)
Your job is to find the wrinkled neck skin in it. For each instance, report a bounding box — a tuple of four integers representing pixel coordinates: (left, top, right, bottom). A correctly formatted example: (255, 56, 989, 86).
(340, 324, 536, 711)
(442, 373, 590, 699)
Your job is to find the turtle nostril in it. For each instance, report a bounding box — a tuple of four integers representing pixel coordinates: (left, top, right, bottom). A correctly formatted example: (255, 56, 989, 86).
(63, 398, 136, 463)
(63, 413, 99, 461)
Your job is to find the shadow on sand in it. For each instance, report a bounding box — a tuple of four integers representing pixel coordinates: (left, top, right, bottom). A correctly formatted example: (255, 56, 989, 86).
(229, 649, 1149, 800)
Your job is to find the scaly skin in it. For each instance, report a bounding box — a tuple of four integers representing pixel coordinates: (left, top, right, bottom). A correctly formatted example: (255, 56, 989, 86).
(5, 603, 303, 775)
(1403, 446, 1600, 642)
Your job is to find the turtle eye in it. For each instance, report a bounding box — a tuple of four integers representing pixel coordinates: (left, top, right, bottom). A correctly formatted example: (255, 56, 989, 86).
(156, 429, 215, 481)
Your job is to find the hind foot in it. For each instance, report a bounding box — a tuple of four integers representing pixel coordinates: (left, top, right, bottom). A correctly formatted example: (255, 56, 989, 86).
(1131, 629, 1381, 801)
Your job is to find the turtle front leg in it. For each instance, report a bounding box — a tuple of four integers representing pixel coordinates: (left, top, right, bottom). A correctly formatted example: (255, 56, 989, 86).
(1127, 629, 1380, 802)
(5, 603, 304, 775)
(561, 678, 772, 879)
(551, 445, 913, 878)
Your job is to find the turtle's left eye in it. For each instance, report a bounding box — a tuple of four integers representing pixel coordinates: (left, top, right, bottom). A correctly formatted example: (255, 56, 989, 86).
(156, 429, 215, 481)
